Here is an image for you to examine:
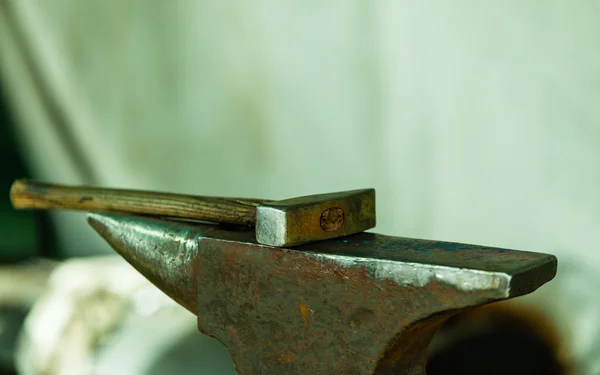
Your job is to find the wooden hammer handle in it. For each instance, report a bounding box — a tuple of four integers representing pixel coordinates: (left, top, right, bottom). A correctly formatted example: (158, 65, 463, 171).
(10, 179, 268, 226)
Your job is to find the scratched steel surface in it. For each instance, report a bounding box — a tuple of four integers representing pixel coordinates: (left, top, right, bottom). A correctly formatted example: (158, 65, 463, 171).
(88, 213, 557, 375)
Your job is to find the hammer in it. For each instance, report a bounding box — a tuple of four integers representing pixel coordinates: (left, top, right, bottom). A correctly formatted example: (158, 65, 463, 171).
(10, 179, 375, 246)
(85, 213, 556, 374)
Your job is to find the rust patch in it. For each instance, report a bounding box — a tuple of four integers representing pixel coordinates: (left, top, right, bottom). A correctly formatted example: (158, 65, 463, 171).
(299, 302, 310, 326)
(227, 327, 243, 347)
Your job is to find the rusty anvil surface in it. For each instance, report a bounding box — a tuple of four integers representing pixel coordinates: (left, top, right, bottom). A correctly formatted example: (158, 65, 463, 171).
(87, 213, 557, 375)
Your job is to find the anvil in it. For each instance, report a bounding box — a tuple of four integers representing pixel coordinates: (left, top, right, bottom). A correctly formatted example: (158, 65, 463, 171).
(86, 213, 557, 374)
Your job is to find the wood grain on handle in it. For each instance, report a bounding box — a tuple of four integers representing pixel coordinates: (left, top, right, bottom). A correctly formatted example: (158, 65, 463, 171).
(10, 179, 268, 226)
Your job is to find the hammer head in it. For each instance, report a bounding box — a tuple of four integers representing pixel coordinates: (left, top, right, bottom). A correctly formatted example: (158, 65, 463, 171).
(256, 189, 376, 247)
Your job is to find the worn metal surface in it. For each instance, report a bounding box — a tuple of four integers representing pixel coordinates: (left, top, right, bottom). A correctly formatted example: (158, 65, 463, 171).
(88, 213, 556, 375)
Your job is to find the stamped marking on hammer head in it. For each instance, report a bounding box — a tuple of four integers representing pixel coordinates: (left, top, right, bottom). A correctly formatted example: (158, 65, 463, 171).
(256, 189, 376, 247)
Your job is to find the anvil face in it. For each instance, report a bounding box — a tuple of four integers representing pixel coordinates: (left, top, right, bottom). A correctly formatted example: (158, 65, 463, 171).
(88, 213, 557, 375)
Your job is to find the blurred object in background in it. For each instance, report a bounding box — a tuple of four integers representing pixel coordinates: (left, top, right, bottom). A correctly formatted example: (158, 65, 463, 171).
(1, 0, 600, 374)
(15, 257, 235, 375)
(428, 301, 567, 375)
(0, 53, 61, 374)
(0, 86, 56, 261)
(0, 260, 57, 375)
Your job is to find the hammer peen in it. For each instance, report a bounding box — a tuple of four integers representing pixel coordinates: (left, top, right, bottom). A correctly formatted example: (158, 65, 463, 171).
(10, 179, 375, 247)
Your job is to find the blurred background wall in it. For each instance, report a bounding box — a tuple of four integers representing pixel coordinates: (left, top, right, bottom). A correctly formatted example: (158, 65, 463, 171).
(1, 1, 599, 373)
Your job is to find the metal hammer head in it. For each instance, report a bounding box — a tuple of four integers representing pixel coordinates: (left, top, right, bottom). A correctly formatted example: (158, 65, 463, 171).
(256, 188, 375, 247)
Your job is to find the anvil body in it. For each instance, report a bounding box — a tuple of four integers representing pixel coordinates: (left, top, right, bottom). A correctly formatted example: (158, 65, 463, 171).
(88, 213, 556, 375)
